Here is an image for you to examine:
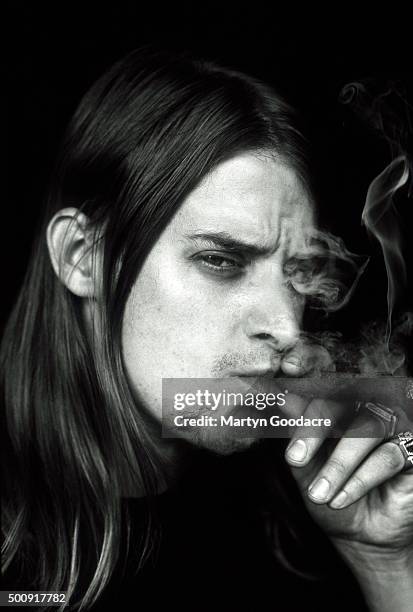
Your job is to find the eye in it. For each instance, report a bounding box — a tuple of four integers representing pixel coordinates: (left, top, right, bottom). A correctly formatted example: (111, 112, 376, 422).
(202, 254, 236, 268)
(195, 251, 244, 276)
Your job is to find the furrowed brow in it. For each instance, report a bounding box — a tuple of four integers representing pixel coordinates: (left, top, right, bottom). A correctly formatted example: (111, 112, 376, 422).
(184, 231, 278, 257)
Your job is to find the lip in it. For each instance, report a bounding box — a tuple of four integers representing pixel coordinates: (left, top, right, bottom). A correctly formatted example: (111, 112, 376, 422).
(229, 369, 278, 379)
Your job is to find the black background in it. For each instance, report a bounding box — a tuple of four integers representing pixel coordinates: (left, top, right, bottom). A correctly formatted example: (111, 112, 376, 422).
(6, 4, 413, 358)
(4, 7, 413, 609)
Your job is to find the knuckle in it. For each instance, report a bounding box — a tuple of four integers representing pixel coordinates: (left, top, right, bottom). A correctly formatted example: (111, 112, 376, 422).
(347, 473, 366, 494)
(325, 456, 348, 478)
(307, 398, 330, 420)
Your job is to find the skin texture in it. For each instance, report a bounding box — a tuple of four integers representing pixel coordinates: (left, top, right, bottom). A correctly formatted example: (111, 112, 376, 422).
(121, 152, 314, 452)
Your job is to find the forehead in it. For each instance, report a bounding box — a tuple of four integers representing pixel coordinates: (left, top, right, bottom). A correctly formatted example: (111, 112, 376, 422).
(171, 152, 314, 243)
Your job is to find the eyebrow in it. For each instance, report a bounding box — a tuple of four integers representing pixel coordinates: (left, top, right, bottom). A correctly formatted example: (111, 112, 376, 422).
(183, 231, 280, 257)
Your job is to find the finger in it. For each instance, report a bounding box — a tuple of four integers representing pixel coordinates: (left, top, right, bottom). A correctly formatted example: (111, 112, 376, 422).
(329, 441, 408, 509)
(304, 410, 386, 503)
(281, 342, 334, 376)
(285, 398, 348, 466)
(247, 377, 308, 418)
(306, 434, 384, 504)
(282, 392, 310, 418)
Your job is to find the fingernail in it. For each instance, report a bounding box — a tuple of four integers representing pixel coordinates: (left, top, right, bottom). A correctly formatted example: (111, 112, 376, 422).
(308, 477, 330, 501)
(283, 357, 302, 371)
(330, 490, 348, 509)
(286, 439, 307, 462)
(285, 356, 301, 366)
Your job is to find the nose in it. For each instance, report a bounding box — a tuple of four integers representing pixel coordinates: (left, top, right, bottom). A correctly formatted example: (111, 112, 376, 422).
(242, 274, 302, 354)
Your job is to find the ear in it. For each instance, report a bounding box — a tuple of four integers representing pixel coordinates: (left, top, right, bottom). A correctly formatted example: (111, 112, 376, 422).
(46, 207, 101, 298)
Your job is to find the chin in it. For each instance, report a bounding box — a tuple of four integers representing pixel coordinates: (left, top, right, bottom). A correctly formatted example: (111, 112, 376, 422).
(194, 434, 259, 456)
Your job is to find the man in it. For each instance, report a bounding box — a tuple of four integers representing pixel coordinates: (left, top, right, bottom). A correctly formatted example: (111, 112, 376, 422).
(2, 48, 413, 610)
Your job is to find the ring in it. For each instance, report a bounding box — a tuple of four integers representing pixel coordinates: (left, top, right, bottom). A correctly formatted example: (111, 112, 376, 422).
(388, 431, 413, 471)
(355, 401, 398, 439)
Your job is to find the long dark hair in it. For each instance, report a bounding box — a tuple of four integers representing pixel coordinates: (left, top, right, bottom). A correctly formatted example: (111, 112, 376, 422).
(1, 47, 312, 609)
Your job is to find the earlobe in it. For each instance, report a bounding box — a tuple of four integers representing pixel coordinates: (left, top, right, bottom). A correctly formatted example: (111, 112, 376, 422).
(46, 207, 99, 298)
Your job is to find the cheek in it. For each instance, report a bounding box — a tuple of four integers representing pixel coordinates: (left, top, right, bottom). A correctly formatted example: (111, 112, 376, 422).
(121, 260, 233, 379)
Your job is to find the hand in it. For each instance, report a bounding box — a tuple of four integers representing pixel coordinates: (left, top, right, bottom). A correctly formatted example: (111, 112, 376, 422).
(284, 410, 413, 554)
(278, 346, 413, 612)
(280, 343, 413, 557)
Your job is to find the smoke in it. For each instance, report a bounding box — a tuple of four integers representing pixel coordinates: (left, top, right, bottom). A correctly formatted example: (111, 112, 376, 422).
(362, 155, 409, 341)
(300, 312, 412, 377)
(339, 80, 413, 157)
(291, 79, 413, 377)
(340, 80, 412, 344)
(284, 229, 369, 312)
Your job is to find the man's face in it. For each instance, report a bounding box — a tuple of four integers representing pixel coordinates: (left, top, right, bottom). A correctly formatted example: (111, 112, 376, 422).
(122, 151, 315, 451)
